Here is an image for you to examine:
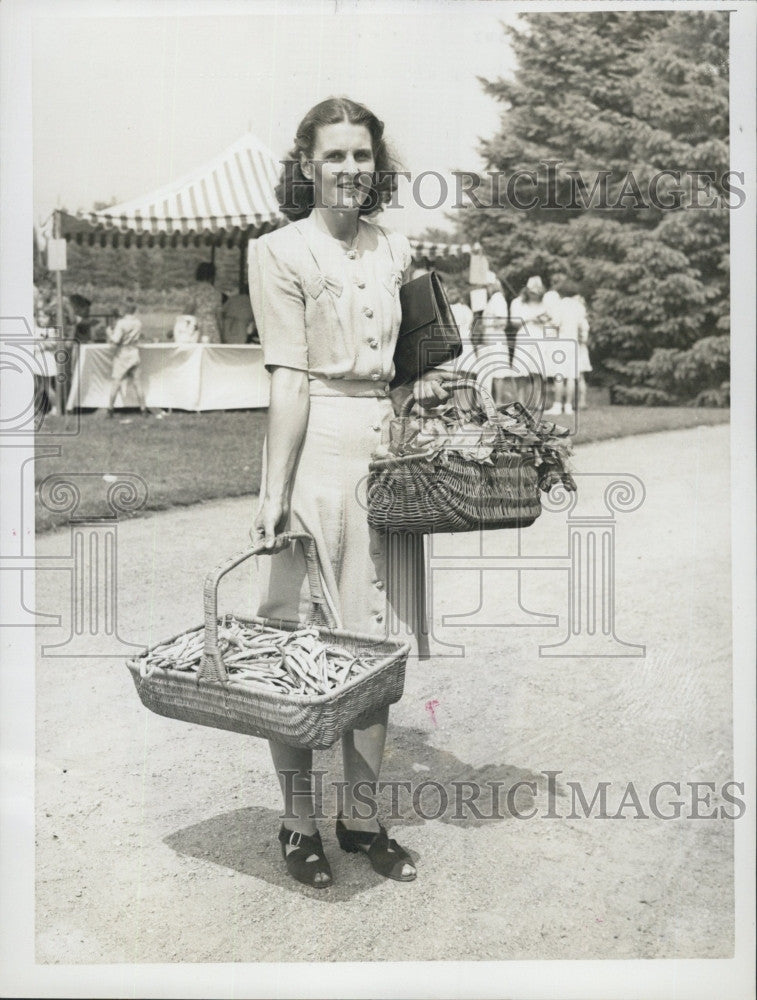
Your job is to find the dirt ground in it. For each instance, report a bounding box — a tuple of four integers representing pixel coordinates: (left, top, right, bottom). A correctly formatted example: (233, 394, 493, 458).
(34, 424, 735, 964)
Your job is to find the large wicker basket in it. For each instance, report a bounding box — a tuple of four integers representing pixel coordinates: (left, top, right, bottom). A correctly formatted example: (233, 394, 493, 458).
(126, 533, 409, 749)
(367, 379, 542, 534)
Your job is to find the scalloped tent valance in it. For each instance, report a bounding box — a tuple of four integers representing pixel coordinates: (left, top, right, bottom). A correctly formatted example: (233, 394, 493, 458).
(44, 131, 470, 263)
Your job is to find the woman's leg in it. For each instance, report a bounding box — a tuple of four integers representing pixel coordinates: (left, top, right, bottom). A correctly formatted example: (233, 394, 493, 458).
(340, 705, 388, 832)
(577, 374, 587, 410)
(131, 368, 148, 412)
(563, 377, 576, 413)
(339, 707, 416, 879)
(269, 739, 331, 885)
(107, 376, 123, 412)
(269, 739, 318, 836)
(546, 376, 562, 414)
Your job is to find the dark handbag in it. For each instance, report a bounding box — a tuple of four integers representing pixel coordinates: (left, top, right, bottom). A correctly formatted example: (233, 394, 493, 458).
(390, 271, 462, 389)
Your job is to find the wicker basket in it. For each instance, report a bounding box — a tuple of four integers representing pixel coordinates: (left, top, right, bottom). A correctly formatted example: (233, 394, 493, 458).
(367, 379, 542, 534)
(126, 533, 409, 749)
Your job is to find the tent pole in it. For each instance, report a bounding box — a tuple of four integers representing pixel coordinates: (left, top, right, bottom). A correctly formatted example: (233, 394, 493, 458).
(54, 209, 65, 416)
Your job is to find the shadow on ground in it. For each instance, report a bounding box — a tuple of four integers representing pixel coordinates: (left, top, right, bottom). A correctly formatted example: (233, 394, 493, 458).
(164, 725, 546, 899)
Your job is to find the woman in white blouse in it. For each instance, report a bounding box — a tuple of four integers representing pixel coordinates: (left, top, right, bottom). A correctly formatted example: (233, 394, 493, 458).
(248, 97, 452, 889)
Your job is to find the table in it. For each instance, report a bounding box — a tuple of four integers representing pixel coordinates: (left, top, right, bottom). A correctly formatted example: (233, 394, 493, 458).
(66, 343, 270, 411)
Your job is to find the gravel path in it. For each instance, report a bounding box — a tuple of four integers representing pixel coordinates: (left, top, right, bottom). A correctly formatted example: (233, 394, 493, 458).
(34, 424, 734, 964)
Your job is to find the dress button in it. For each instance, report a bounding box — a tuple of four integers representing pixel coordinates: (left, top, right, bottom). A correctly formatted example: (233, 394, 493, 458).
(372, 424, 381, 433)
(375, 580, 384, 591)
(375, 613, 384, 624)
(355, 279, 366, 289)
(363, 307, 374, 318)
(346, 250, 357, 260)
(370, 373, 380, 381)
(368, 338, 379, 349)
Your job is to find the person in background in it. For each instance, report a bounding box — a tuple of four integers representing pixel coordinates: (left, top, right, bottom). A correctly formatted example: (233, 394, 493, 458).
(221, 283, 255, 344)
(541, 273, 565, 332)
(546, 281, 592, 414)
(106, 298, 149, 417)
(541, 274, 564, 412)
(69, 293, 93, 343)
(33, 307, 58, 414)
(188, 262, 223, 343)
(450, 297, 473, 347)
(480, 271, 510, 404)
(508, 275, 550, 408)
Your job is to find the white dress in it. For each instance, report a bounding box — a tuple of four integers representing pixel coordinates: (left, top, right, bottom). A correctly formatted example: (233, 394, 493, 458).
(509, 296, 551, 376)
(477, 292, 510, 396)
(248, 215, 428, 654)
(558, 296, 592, 373)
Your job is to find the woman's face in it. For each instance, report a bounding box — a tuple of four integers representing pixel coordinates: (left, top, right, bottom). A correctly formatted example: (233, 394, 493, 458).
(302, 120, 375, 212)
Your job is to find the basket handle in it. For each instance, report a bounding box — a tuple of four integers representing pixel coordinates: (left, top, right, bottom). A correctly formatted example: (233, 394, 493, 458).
(198, 531, 334, 684)
(399, 377, 500, 422)
(396, 377, 503, 453)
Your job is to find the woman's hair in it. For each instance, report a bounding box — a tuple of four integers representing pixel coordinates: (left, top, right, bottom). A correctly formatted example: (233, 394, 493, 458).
(557, 280, 580, 297)
(123, 297, 138, 313)
(195, 261, 216, 283)
(276, 97, 400, 220)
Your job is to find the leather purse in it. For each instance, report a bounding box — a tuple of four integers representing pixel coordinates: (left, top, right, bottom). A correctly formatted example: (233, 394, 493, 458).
(390, 271, 462, 389)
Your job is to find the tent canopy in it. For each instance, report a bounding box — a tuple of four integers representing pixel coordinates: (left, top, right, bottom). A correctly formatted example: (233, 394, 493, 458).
(55, 131, 283, 249)
(48, 130, 471, 262)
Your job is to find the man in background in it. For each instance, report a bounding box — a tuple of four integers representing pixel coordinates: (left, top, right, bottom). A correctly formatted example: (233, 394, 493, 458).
(221, 283, 256, 344)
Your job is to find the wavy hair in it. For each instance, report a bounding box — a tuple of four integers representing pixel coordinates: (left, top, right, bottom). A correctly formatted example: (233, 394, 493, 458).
(276, 97, 400, 221)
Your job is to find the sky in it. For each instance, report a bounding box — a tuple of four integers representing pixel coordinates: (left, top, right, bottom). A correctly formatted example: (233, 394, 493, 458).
(31, 0, 519, 237)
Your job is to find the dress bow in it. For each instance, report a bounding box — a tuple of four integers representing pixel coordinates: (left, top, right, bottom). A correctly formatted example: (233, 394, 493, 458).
(305, 274, 343, 299)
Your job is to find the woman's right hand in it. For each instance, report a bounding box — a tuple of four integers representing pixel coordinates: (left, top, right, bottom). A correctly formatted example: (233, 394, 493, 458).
(252, 495, 290, 552)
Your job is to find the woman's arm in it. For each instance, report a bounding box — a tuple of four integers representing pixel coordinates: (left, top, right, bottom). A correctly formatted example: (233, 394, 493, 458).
(254, 366, 310, 550)
(247, 234, 310, 548)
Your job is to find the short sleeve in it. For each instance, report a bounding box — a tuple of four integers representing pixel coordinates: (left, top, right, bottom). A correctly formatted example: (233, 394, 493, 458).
(389, 231, 414, 283)
(248, 236, 308, 372)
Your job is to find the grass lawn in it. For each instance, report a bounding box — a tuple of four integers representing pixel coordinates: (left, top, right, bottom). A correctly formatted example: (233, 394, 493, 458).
(35, 387, 729, 533)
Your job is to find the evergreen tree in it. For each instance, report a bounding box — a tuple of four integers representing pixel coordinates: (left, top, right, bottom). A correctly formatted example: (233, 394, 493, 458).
(459, 10, 730, 404)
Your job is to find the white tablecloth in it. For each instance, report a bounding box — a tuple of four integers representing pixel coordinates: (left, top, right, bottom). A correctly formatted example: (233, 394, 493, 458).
(66, 344, 270, 411)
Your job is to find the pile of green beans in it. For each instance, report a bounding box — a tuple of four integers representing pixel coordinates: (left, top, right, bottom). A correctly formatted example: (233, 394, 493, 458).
(138, 617, 383, 696)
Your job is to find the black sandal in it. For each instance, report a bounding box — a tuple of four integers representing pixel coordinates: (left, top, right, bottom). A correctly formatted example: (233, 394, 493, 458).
(336, 818, 416, 882)
(278, 826, 333, 889)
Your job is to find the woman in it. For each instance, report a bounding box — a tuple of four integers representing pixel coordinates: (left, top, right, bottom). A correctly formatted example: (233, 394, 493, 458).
(188, 262, 223, 342)
(508, 275, 551, 409)
(248, 97, 452, 890)
(479, 271, 510, 405)
(547, 281, 591, 414)
(106, 298, 148, 417)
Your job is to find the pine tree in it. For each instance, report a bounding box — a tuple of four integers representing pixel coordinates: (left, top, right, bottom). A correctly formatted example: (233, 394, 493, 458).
(458, 10, 730, 404)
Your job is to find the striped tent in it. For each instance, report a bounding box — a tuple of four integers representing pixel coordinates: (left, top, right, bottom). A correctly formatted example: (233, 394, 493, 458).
(409, 238, 471, 269)
(55, 132, 283, 249)
(48, 130, 472, 266)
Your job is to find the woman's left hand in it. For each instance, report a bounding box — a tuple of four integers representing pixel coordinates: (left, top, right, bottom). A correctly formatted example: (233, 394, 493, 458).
(412, 369, 457, 408)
